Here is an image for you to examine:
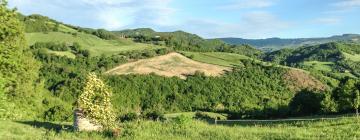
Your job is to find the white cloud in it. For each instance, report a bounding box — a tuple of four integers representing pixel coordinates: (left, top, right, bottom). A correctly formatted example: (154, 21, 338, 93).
(8, 0, 176, 30)
(83, 0, 176, 29)
(313, 17, 341, 25)
(218, 0, 274, 10)
(333, 0, 360, 8)
(97, 7, 135, 29)
(326, 0, 360, 13)
(179, 11, 289, 38)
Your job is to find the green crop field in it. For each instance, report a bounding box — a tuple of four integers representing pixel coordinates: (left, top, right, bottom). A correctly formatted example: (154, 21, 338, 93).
(1, 117, 360, 140)
(26, 32, 165, 56)
(180, 51, 253, 67)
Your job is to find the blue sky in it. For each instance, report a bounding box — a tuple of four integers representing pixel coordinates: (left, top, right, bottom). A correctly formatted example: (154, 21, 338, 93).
(7, 0, 360, 39)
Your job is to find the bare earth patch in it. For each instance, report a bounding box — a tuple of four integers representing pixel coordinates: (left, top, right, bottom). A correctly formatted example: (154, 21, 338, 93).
(283, 69, 327, 91)
(105, 52, 231, 79)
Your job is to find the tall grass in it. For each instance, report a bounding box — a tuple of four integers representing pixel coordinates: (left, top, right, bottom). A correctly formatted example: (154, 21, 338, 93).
(1, 117, 360, 140)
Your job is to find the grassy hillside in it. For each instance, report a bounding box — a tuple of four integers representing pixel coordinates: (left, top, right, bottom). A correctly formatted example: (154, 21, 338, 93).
(47, 50, 76, 59)
(26, 32, 164, 56)
(106, 52, 230, 79)
(1, 117, 360, 139)
(303, 61, 334, 72)
(180, 51, 254, 67)
(343, 52, 360, 62)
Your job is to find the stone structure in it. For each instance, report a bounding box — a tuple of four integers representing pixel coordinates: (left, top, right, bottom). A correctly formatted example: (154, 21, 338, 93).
(73, 109, 103, 131)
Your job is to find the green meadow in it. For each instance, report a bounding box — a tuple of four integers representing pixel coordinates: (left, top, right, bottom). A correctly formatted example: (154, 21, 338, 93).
(26, 32, 164, 56)
(47, 50, 76, 59)
(303, 61, 334, 72)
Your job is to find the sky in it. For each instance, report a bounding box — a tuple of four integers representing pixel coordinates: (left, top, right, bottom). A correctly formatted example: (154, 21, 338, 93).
(7, 0, 360, 39)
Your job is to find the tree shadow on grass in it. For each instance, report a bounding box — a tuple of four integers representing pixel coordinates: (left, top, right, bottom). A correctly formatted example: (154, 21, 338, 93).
(16, 121, 73, 133)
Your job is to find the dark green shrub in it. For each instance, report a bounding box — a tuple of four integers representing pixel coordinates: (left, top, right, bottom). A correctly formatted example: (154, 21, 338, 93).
(44, 105, 71, 121)
(289, 89, 324, 116)
(119, 112, 139, 122)
(195, 112, 227, 121)
(143, 110, 165, 121)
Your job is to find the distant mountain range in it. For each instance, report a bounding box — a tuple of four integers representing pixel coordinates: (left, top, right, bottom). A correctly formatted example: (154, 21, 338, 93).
(217, 34, 360, 51)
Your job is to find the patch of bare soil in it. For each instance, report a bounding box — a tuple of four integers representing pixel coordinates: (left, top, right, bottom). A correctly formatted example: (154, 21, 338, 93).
(283, 69, 327, 91)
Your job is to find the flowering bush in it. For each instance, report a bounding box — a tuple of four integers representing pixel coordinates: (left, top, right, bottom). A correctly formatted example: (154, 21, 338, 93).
(78, 73, 116, 129)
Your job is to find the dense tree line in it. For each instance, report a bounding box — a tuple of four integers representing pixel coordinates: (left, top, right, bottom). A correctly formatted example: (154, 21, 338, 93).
(75, 28, 117, 40)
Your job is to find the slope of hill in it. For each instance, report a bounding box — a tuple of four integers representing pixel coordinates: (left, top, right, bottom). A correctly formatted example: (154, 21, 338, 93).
(105, 52, 230, 79)
(178, 51, 327, 91)
(284, 69, 327, 91)
(219, 34, 360, 50)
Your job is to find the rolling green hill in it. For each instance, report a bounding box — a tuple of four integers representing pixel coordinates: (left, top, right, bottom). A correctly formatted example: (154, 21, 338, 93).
(219, 34, 360, 50)
(19, 14, 164, 56)
(263, 42, 360, 79)
(114, 28, 263, 58)
(114, 28, 228, 52)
